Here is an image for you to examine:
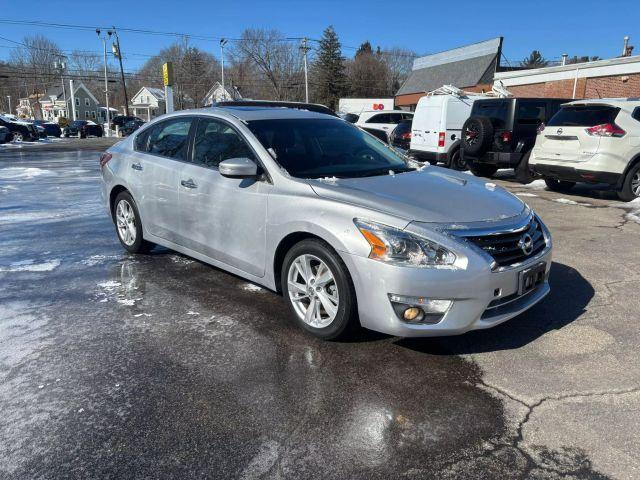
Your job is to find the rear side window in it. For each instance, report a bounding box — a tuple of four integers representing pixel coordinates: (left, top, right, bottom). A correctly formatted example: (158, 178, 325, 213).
(366, 113, 391, 124)
(474, 101, 509, 128)
(146, 117, 193, 160)
(192, 118, 256, 168)
(517, 102, 546, 125)
(548, 106, 619, 127)
(632, 107, 640, 122)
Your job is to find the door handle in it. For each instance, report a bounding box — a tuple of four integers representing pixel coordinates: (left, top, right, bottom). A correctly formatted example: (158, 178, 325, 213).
(131, 162, 143, 171)
(181, 179, 198, 189)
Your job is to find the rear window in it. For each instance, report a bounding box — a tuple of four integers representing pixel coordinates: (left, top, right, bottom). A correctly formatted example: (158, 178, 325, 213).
(474, 101, 510, 128)
(547, 105, 619, 127)
(517, 102, 546, 125)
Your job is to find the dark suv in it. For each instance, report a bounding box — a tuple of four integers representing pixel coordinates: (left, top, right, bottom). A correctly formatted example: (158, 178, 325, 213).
(461, 98, 571, 181)
(0, 116, 38, 142)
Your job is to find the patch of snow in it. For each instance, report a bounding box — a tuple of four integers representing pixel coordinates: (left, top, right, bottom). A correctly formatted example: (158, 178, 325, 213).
(81, 254, 119, 266)
(553, 198, 590, 206)
(186, 311, 200, 316)
(0, 211, 64, 224)
(516, 192, 538, 197)
(519, 179, 547, 190)
(116, 298, 137, 306)
(485, 182, 496, 191)
(0, 259, 60, 272)
(609, 197, 640, 225)
(0, 167, 55, 180)
(169, 255, 195, 265)
(242, 283, 264, 293)
(318, 176, 339, 184)
(98, 280, 121, 290)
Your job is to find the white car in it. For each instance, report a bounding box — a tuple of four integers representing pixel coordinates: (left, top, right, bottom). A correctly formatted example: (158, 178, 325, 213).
(355, 110, 414, 139)
(410, 92, 482, 170)
(531, 98, 640, 200)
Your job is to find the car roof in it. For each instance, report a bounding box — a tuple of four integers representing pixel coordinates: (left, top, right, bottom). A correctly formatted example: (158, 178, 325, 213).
(171, 106, 341, 122)
(563, 98, 640, 110)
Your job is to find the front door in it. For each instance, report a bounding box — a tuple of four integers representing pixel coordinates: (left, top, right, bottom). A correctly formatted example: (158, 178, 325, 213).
(177, 117, 270, 277)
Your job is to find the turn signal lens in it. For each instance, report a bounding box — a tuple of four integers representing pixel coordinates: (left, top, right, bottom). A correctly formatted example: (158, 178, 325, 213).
(359, 228, 387, 259)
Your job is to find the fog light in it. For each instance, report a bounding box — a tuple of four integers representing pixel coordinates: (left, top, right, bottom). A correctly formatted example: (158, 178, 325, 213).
(403, 307, 423, 322)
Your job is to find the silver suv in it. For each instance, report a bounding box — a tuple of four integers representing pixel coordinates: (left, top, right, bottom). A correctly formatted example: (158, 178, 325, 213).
(100, 102, 552, 339)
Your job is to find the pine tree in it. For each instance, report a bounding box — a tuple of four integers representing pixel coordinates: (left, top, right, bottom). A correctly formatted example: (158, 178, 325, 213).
(520, 50, 549, 68)
(313, 26, 348, 110)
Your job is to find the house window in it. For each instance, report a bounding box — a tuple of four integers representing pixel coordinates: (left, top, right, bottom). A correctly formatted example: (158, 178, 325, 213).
(85, 111, 90, 118)
(75, 98, 80, 106)
(54, 110, 58, 117)
(85, 98, 90, 107)
(91, 111, 96, 119)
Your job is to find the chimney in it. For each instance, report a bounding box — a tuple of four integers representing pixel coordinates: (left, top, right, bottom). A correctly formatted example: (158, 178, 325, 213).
(623, 36, 630, 56)
(561, 54, 568, 66)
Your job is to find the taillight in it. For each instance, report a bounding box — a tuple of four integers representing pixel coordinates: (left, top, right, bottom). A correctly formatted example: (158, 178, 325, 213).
(438, 132, 445, 147)
(99, 152, 112, 167)
(400, 132, 412, 140)
(585, 123, 626, 137)
(537, 123, 545, 134)
(501, 130, 513, 143)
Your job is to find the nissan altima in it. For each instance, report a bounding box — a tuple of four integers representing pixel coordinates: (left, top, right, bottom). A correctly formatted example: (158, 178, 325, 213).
(100, 102, 552, 340)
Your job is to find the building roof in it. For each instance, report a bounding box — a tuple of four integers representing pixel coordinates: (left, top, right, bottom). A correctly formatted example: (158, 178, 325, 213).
(43, 85, 65, 101)
(494, 54, 640, 86)
(396, 37, 502, 96)
(146, 87, 165, 100)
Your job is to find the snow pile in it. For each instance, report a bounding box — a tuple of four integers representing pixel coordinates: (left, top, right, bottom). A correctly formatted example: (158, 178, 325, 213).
(609, 197, 640, 225)
(0, 259, 61, 272)
(0, 167, 55, 180)
(519, 179, 547, 190)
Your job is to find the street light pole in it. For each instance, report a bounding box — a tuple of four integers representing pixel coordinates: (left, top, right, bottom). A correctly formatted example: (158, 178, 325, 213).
(96, 29, 112, 137)
(53, 57, 67, 120)
(111, 27, 130, 116)
(220, 39, 228, 101)
(300, 38, 309, 103)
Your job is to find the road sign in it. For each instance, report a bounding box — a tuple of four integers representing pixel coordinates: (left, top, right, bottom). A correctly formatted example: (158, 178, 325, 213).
(162, 62, 174, 87)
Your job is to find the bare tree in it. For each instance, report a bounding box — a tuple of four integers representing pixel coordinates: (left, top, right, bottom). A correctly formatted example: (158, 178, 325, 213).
(380, 47, 416, 94)
(232, 29, 304, 101)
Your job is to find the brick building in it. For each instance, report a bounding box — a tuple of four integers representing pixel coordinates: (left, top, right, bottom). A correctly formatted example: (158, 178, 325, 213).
(395, 37, 504, 110)
(494, 55, 640, 99)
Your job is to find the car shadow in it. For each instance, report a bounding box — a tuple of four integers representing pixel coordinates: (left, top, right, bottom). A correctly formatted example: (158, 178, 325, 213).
(395, 262, 594, 355)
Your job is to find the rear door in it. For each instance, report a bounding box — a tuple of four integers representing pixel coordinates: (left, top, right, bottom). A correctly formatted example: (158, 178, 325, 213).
(411, 100, 441, 151)
(535, 105, 619, 162)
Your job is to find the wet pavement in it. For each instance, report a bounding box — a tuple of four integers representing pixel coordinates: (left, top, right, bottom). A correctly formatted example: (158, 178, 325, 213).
(1, 144, 639, 479)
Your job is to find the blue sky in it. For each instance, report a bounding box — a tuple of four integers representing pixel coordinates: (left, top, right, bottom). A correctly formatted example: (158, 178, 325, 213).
(0, 0, 637, 70)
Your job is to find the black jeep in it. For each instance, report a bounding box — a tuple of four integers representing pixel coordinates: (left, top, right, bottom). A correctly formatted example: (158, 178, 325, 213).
(461, 97, 571, 182)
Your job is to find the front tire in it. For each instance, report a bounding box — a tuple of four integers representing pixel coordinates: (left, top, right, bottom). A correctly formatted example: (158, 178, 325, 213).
(449, 147, 467, 171)
(617, 162, 640, 201)
(544, 178, 575, 192)
(282, 239, 357, 340)
(113, 192, 154, 254)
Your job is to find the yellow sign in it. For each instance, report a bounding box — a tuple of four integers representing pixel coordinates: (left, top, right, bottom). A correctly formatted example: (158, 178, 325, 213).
(162, 62, 174, 87)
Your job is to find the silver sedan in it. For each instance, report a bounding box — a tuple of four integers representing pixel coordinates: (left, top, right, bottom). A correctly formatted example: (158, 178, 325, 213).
(100, 104, 552, 339)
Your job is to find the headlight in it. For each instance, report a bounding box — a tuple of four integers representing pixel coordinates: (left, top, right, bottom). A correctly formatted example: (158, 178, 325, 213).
(354, 219, 456, 267)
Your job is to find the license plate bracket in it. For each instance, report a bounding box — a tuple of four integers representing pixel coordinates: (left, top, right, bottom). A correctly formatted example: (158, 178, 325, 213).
(518, 262, 546, 296)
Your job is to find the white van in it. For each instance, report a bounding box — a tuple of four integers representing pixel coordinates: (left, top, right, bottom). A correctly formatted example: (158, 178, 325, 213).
(410, 92, 481, 170)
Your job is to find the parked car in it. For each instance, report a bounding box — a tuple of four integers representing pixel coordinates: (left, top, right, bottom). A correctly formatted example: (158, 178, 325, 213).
(461, 97, 571, 180)
(22, 120, 47, 139)
(101, 102, 552, 340)
(33, 120, 62, 137)
(63, 120, 104, 138)
(530, 98, 640, 201)
(0, 125, 13, 143)
(0, 116, 38, 142)
(111, 115, 142, 133)
(338, 112, 359, 124)
(389, 119, 412, 150)
(360, 126, 389, 143)
(120, 119, 146, 137)
(355, 110, 414, 137)
(410, 92, 482, 170)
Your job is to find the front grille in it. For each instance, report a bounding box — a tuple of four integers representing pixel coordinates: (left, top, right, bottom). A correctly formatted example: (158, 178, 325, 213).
(462, 217, 546, 268)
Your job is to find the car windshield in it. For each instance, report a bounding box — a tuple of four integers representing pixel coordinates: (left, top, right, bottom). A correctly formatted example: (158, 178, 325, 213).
(247, 118, 413, 179)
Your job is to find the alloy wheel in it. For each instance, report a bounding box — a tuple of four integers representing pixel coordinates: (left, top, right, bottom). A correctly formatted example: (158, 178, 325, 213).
(115, 200, 137, 246)
(13, 132, 23, 142)
(632, 171, 640, 197)
(287, 254, 339, 328)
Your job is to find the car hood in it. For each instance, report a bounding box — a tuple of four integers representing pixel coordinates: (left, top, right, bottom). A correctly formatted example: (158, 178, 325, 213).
(308, 167, 525, 224)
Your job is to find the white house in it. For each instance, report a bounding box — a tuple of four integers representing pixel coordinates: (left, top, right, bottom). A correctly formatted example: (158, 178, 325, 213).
(203, 82, 242, 106)
(130, 87, 166, 121)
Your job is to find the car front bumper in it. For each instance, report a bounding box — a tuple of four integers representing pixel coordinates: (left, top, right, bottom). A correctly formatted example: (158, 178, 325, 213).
(341, 238, 552, 337)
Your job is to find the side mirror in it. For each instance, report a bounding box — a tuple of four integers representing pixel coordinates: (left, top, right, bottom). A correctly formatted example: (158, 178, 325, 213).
(219, 157, 259, 178)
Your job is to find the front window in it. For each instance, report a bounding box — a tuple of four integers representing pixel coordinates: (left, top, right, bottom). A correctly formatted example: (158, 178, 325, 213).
(247, 118, 413, 179)
(192, 118, 256, 168)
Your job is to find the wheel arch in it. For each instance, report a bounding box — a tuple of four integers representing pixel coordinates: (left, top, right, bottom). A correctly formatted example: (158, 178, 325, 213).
(617, 153, 640, 189)
(109, 185, 129, 219)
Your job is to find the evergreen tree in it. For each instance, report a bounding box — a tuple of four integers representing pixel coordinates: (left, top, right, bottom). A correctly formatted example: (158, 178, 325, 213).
(520, 50, 549, 68)
(356, 41, 373, 57)
(313, 26, 348, 110)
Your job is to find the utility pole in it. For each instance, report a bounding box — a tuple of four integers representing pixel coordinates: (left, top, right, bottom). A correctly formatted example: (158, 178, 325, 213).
(54, 57, 67, 119)
(96, 29, 112, 137)
(69, 79, 77, 121)
(220, 39, 228, 101)
(111, 28, 129, 115)
(300, 38, 310, 103)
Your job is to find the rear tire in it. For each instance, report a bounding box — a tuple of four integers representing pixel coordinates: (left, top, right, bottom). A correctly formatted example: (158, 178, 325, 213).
(448, 147, 467, 171)
(617, 162, 640, 201)
(515, 151, 535, 184)
(544, 178, 575, 192)
(469, 162, 498, 178)
(281, 239, 358, 340)
(113, 191, 154, 254)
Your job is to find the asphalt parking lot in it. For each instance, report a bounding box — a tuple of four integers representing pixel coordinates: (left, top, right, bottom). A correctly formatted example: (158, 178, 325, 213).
(1, 139, 639, 479)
